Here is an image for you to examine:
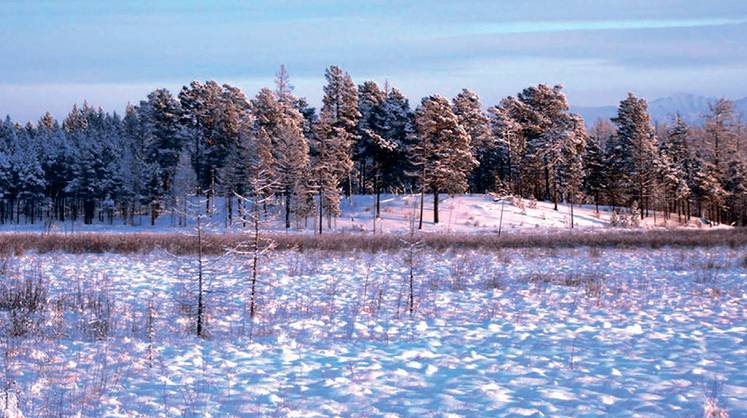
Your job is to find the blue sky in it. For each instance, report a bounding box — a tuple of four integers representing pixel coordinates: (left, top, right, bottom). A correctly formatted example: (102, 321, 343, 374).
(1, 0, 746, 122)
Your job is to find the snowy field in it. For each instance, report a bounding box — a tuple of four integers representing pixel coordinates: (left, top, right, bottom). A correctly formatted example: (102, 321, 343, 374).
(0, 194, 717, 235)
(1, 246, 745, 417)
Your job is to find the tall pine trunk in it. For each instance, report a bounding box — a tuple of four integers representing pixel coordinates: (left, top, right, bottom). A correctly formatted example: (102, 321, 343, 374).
(544, 162, 550, 202)
(552, 178, 558, 211)
(433, 189, 439, 224)
(318, 187, 323, 235)
(285, 190, 292, 230)
(418, 190, 424, 230)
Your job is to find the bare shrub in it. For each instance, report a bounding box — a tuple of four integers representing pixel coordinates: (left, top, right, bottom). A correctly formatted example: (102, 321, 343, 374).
(175, 284, 205, 337)
(449, 251, 480, 291)
(694, 256, 723, 285)
(703, 381, 729, 418)
(583, 276, 605, 301)
(485, 271, 504, 290)
(527, 272, 605, 302)
(702, 255, 723, 270)
(494, 250, 511, 265)
(705, 287, 722, 299)
(77, 286, 113, 340)
(0, 263, 48, 337)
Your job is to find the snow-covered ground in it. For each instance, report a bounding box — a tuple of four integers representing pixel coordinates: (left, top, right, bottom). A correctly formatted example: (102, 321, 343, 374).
(0, 194, 716, 235)
(1, 246, 745, 416)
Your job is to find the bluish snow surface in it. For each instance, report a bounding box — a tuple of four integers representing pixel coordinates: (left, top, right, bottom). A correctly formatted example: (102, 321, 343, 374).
(1, 247, 745, 417)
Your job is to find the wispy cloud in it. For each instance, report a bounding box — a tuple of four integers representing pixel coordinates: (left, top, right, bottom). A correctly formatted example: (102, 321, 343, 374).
(2, 1, 747, 120)
(444, 17, 747, 37)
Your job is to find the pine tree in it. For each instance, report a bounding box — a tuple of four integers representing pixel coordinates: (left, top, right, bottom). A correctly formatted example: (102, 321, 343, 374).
(378, 88, 415, 192)
(274, 120, 310, 228)
(724, 158, 747, 225)
(488, 100, 524, 194)
(411, 95, 478, 226)
(311, 125, 352, 233)
(178, 81, 224, 195)
(274, 64, 294, 105)
(317, 66, 361, 198)
(356, 80, 387, 195)
(217, 128, 251, 227)
(251, 68, 311, 229)
(356, 81, 412, 216)
(452, 89, 491, 192)
(582, 132, 607, 211)
(8, 126, 45, 223)
(0, 145, 9, 223)
(536, 112, 587, 210)
(702, 99, 738, 223)
(216, 84, 253, 223)
(251, 88, 280, 185)
(233, 131, 277, 328)
(512, 85, 579, 204)
(139, 89, 183, 224)
(658, 115, 693, 221)
(555, 115, 588, 223)
(171, 149, 198, 226)
(36, 112, 72, 222)
(704, 99, 737, 178)
(119, 104, 147, 225)
(63, 103, 118, 224)
(294, 97, 317, 143)
(607, 93, 659, 219)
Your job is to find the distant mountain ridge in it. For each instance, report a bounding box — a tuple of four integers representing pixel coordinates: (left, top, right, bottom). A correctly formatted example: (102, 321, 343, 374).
(573, 93, 747, 126)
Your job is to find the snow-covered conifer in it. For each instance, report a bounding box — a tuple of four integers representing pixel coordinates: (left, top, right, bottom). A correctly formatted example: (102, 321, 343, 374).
(316, 66, 361, 198)
(452, 89, 490, 192)
(607, 93, 659, 219)
(411, 95, 478, 226)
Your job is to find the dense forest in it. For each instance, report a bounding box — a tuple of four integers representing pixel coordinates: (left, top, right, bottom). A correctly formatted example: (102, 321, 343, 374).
(1, 65, 745, 230)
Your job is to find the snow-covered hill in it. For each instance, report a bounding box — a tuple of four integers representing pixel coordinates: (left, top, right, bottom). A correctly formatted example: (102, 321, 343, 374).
(0, 194, 712, 234)
(326, 194, 704, 233)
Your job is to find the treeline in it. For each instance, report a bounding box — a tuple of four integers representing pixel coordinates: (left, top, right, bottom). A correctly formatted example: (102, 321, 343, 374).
(1, 65, 745, 229)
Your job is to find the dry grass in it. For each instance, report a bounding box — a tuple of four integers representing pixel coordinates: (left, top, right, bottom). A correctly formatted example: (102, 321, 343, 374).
(0, 228, 745, 255)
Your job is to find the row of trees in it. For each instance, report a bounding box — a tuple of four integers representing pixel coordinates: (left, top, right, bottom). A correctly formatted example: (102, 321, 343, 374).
(1, 65, 745, 229)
